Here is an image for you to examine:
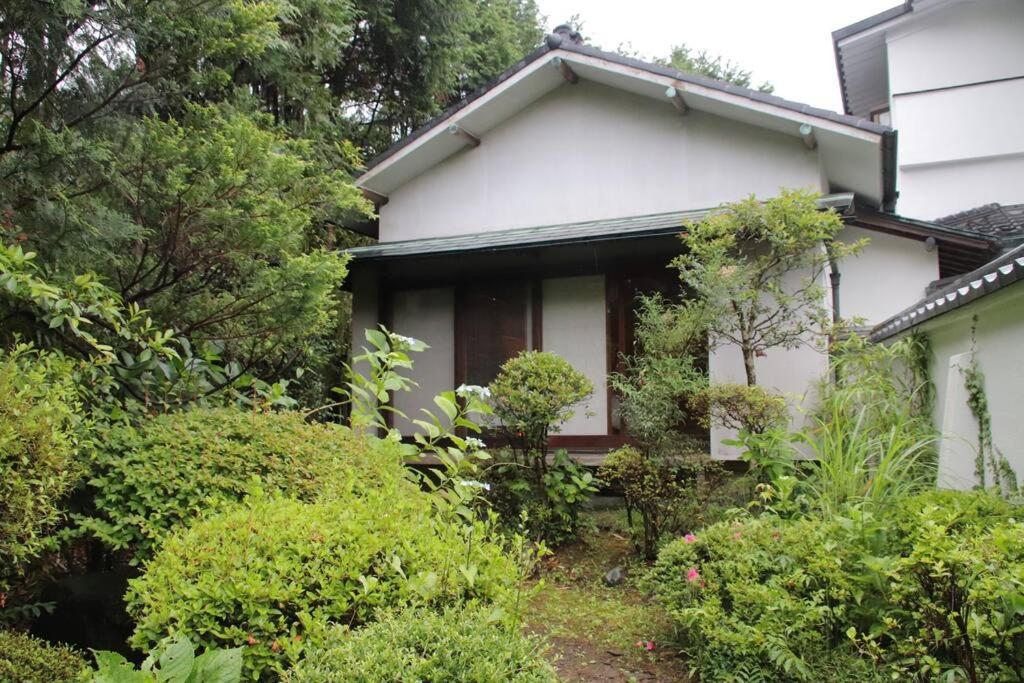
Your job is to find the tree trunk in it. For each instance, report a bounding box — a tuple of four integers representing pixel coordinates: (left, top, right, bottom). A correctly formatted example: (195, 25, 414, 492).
(742, 347, 757, 386)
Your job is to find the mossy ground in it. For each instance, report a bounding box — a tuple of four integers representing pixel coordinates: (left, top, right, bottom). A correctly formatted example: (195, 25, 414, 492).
(524, 507, 690, 682)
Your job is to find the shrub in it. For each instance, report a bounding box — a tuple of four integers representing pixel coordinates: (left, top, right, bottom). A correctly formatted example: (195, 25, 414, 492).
(81, 407, 412, 562)
(0, 349, 83, 596)
(646, 514, 865, 681)
(89, 634, 241, 683)
(0, 629, 88, 682)
(601, 447, 686, 560)
(285, 605, 557, 682)
(648, 490, 1024, 682)
(487, 352, 595, 543)
(485, 448, 599, 544)
(691, 382, 788, 434)
(489, 350, 592, 461)
(849, 490, 1024, 681)
(126, 493, 520, 680)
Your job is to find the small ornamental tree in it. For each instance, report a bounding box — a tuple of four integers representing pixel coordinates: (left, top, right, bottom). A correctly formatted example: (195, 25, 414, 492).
(487, 351, 597, 543)
(673, 189, 863, 386)
(488, 351, 593, 473)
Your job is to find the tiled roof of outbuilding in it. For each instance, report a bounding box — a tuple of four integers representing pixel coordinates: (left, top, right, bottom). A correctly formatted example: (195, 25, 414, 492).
(870, 243, 1024, 341)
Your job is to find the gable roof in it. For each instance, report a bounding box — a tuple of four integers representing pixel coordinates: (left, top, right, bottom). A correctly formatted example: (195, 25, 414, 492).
(832, 2, 913, 116)
(357, 35, 898, 211)
(871, 242, 1024, 341)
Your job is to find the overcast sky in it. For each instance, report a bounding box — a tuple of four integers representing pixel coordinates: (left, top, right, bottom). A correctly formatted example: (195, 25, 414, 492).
(535, 0, 897, 112)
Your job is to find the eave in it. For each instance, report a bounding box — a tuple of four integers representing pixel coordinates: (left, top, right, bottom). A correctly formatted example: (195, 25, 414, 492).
(356, 41, 896, 211)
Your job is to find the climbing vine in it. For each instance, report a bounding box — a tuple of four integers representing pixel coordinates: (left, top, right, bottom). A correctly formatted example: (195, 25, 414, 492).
(961, 315, 1017, 495)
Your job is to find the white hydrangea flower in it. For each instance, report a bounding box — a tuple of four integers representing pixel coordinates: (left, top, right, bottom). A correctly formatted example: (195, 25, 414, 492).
(392, 333, 421, 347)
(456, 384, 491, 399)
(464, 437, 486, 451)
(457, 479, 492, 491)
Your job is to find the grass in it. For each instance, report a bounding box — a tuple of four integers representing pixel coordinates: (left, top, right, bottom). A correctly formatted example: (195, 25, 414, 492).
(523, 508, 689, 681)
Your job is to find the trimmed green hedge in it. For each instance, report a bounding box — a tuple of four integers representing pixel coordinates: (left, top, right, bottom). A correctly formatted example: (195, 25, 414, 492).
(82, 407, 412, 561)
(126, 493, 520, 679)
(286, 606, 557, 682)
(0, 630, 87, 683)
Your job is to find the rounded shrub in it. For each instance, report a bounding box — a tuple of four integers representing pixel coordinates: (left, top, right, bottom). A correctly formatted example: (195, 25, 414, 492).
(125, 493, 519, 679)
(0, 350, 82, 594)
(0, 629, 88, 683)
(83, 407, 412, 561)
(646, 514, 864, 681)
(488, 350, 593, 454)
(285, 605, 557, 682)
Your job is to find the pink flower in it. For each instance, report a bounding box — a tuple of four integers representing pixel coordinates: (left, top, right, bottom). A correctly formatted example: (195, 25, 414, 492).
(646, 641, 655, 651)
(684, 533, 697, 543)
(635, 641, 644, 649)
(732, 531, 742, 540)
(686, 567, 700, 583)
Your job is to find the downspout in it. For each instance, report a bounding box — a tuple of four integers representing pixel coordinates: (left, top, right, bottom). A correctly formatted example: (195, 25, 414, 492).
(825, 239, 842, 383)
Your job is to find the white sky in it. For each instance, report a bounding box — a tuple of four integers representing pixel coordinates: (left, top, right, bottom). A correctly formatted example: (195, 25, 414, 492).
(535, 0, 897, 112)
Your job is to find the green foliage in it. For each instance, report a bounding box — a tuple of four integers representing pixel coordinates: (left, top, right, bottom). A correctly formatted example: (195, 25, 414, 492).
(656, 43, 773, 92)
(90, 635, 241, 683)
(649, 490, 1024, 682)
(0, 348, 83, 597)
(489, 350, 594, 459)
(0, 629, 87, 683)
(80, 407, 411, 563)
(601, 447, 686, 560)
(2, 0, 543, 409)
(487, 351, 596, 543)
(692, 382, 788, 434)
(285, 605, 557, 682)
(126, 493, 519, 680)
(797, 393, 937, 517)
(960, 316, 1018, 494)
(486, 449, 599, 545)
(609, 294, 708, 455)
(674, 190, 860, 386)
(647, 514, 874, 682)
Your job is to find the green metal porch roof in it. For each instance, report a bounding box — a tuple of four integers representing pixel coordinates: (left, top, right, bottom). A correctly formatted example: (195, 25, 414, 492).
(347, 194, 856, 261)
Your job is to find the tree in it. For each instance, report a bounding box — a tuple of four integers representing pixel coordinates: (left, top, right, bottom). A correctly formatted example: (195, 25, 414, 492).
(656, 44, 773, 93)
(0, 0, 544, 408)
(672, 190, 862, 387)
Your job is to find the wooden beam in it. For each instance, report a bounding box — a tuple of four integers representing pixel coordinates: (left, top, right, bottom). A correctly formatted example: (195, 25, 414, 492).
(551, 56, 579, 84)
(361, 187, 388, 206)
(447, 123, 480, 148)
(664, 86, 689, 115)
(799, 123, 817, 150)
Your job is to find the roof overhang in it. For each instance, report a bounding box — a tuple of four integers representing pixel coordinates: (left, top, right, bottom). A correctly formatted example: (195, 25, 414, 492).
(357, 41, 897, 211)
(346, 193, 998, 267)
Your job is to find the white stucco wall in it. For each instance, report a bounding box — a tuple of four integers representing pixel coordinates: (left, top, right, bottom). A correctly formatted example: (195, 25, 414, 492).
(884, 0, 1024, 218)
(378, 80, 824, 242)
(389, 288, 456, 436)
(837, 225, 938, 323)
(917, 284, 1024, 489)
(541, 276, 607, 436)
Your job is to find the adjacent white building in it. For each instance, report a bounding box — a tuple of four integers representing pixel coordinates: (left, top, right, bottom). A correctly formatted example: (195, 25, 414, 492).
(833, 0, 1024, 219)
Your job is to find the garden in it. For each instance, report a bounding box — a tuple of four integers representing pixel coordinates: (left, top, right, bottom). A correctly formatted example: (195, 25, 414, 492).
(2, 3, 1023, 681)
(3, 187, 1022, 683)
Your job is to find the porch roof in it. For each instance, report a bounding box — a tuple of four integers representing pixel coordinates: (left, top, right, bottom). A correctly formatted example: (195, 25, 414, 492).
(347, 194, 856, 262)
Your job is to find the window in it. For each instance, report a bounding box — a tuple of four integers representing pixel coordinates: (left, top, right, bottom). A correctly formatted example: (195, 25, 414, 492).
(455, 282, 529, 387)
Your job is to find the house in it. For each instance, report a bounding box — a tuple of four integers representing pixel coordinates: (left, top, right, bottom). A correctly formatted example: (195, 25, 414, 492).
(833, 0, 1024, 219)
(345, 25, 998, 461)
